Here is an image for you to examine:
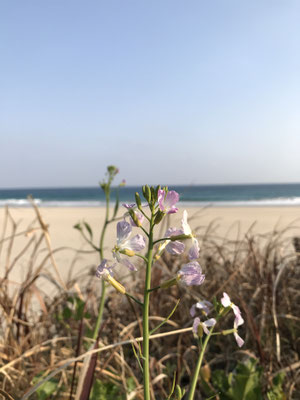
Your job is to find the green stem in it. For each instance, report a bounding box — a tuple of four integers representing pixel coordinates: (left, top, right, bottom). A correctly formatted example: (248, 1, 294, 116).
(92, 190, 110, 340)
(93, 280, 106, 340)
(152, 237, 171, 245)
(135, 253, 148, 263)
(187, 327, 215, 400)
(126, 292, 143, 306)
(99, 191, 110, 253)
(142, 212, 154, 400)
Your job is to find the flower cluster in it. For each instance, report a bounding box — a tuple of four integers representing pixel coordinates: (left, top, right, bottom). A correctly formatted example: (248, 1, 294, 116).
(190, 300, 216, 335)
(96, 189, 205, 286)
(190, 293, 245, 347)
(95, 186, 245, 349)
(93, 181, 246, 400)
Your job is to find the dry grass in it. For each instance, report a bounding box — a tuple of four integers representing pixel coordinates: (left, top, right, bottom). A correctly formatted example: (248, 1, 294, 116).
(0, 205, 299, 399)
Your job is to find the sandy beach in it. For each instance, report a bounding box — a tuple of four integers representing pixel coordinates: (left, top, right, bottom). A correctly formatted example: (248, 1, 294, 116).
(1, 206, 300, 291)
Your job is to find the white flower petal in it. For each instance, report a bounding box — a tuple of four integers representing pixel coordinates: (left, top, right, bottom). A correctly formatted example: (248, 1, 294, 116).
(221, 292, 231, 308)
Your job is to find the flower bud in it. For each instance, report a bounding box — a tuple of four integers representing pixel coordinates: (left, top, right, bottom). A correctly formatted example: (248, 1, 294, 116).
(135, 192, 142, 210)
(128, 209, 142, 227)
(201, 364, 211, 383)
(150, 186, 156, 202)
(170, 234, 192, 241)
(197, 323, 204, 338)
(142, 185, 151, 203)
(160, 277, 178, 289)
(107, 165, 119, 176)
(154, 210, 165, 225)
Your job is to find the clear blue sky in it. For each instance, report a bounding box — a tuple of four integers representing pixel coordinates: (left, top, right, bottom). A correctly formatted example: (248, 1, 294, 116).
(1, 0, 299, 187)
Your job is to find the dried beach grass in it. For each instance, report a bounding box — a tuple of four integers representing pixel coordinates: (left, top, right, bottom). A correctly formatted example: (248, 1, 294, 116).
(0, 204, 299, 399)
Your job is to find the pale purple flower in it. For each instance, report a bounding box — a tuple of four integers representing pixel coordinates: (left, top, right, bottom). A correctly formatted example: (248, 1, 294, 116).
(221, 292, 244, 347)
(164, 227, 185, 255)
(190, 300, 213, 317)
(122, 203, 145, 227)
(155, 227, 185, 259)
(113, 221, 146, 271)
(177, 261, 205, 286)
(96, 259, 115, 279)
(233, 319, 245, 347)
(158, 189, 179, 214)
(96, 259, 126, 294)
(193, 317, 216, 335)
(181, 210, 200, 260)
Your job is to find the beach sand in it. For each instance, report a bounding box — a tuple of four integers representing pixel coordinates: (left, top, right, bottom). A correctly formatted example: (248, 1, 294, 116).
(1, 206, 300, 292)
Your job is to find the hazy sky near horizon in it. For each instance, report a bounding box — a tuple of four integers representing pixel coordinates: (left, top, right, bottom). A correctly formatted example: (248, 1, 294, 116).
(1, 1, 300, 188)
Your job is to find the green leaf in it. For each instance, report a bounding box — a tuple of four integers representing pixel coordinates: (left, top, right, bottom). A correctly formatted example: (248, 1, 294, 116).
(32, 374, 59, 400)
(175, 384, 182, 399)
(62, 307, 72, 320)
(73, 223, 82, 231)
(126, 377, 136, 393)
(75, 297, 86, 320)
(212, 369, 230, 395)
(89, 379, 123, 400)
(113, 188, 120, 219)
(267, 372, 286, 399)
(83, 221, 93, 240)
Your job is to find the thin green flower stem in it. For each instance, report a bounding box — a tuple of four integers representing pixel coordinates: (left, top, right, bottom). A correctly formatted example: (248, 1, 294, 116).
(187, 308, 226, 400)
(140, 226, 150, 237)
(79, 230, 101, 252)
(148, 285, 160, 292)
(152, 237, 171, 245)
(125, 293, 143, 306)
(92, 189, 110, 340)
(135, 253, 148, 263)
(142, 211, 155, 400)
(187, 326, 215, 400)
(93, 280, 107, 340)
(149, 299, 180, 335)
(139, 208, 151, 222)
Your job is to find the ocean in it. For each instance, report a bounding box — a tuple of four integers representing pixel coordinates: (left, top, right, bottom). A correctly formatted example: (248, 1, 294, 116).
(1, 183, 300, 207)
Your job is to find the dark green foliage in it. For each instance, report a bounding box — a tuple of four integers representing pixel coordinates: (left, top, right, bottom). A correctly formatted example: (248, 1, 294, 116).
(56, 296, 91, 323)
(32, 375, 60, 400)
(89, 378, 136, 400)
(204, 358, 285, 400)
